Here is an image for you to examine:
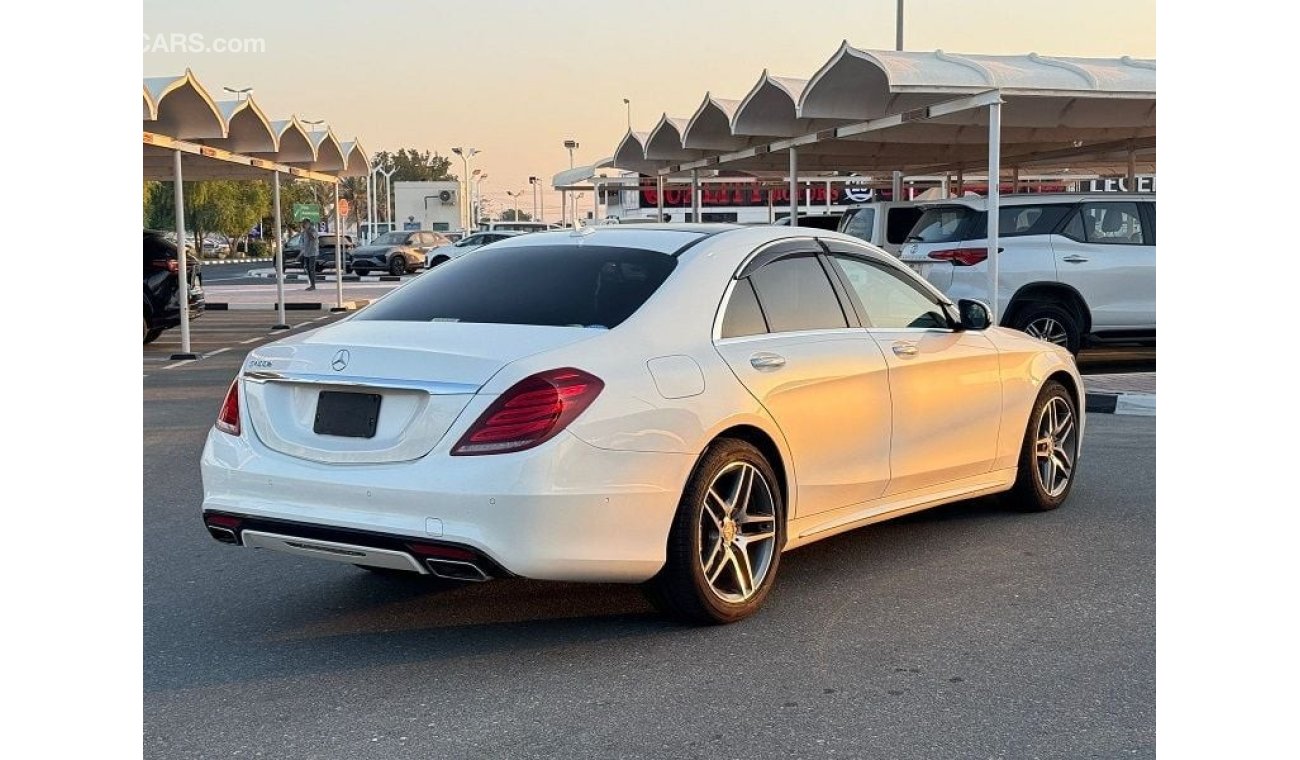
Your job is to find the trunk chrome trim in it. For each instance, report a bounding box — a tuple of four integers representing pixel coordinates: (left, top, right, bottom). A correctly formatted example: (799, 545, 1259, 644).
(241, 530, 428, 573)
(244, 371, 480, 396)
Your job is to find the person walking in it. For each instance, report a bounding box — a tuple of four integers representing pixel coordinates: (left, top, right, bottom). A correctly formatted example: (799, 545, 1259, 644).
(299, 219, 320, 291)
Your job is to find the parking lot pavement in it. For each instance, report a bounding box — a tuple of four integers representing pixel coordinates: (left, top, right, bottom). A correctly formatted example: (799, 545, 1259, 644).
(142, 311, 349, 377)
(144, 335, 1155, 759)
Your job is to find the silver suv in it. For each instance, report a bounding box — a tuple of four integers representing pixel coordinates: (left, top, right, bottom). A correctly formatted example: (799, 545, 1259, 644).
(898, 193, 1155, 353)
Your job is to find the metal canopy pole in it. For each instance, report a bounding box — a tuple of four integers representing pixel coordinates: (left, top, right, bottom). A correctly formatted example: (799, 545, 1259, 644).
(332, 181, 346, 313)
(891, 171, 903, 201)
(788, 148, 798, 224)
(987, 97, 1002, 322)
(1126, 143, 1138, 192)
(825, 180, 832, 213)
(691, 170, 700, 223)
(592, 182, 598, 221)
(170, 150, 197, 360)
(656, 176, 664, 221)
(271, 171, 288, 330)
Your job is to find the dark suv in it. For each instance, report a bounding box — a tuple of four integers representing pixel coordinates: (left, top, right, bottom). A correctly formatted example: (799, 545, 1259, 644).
(283, 232, 355, 272)
(350, 230, 449, 276)
(143, 230, 204, 344)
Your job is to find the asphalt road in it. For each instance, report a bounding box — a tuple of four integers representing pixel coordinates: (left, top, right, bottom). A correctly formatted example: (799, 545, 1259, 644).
(144, 316, 1155, 759)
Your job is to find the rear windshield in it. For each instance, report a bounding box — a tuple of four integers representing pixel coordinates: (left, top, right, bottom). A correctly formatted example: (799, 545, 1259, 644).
(355, 244, 677, 329)
(907, 206, 976, 243)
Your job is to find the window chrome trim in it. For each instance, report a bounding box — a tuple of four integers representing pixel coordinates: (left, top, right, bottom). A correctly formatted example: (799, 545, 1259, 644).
(242, 371, 479, 396)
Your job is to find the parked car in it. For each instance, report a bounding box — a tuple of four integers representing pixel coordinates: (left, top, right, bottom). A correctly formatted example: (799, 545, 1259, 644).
(283, 232, 355, 272)
(201, 225, 1082, 624)
(425, 230, 524, 268)
(478, 221, 560, 233)
(143, 229, 204, 344)
(897, 193, 1156, 353)
(773, 213, 843, 230)
(837, 201, 928, 255)
(201, 235, 231, 259)
(349, 230, 448, 276)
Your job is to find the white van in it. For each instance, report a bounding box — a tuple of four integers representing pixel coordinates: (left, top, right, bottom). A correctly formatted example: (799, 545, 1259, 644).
(897, 193, 1155, 353)
(836, 202, 929, 255)
(478, 221, 560, 233)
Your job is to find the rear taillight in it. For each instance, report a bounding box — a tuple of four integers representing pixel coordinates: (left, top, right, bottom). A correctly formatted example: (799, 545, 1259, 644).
(928, 247, 988, 266)
(451, 368, 604, 456)
(151, 258, 180, 273)
(216, 379, 240, 436)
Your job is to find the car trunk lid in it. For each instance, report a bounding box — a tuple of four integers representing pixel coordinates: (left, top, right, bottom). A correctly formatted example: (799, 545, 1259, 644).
(240, 320, 599, 464)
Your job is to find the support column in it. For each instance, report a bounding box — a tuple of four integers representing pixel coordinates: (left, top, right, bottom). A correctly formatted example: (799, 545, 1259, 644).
(271, 171, 288, 330)
(1011, 166, 1020, 195)
(941, 173, 951, 197)
(691, 169, 700, 223)
(788, 148, 798, 224)
(332, 182, 346, 313)
(656, 175, 664, 221)
(1127, 143, 1138, 192)
(891, 170, 903, 202)
(170, 150, 197, 360)
(987, 98, 1002, 322)
(825, 180, 832, 213)
(592, 183, 598, 222)
(956, 167, 965, 196)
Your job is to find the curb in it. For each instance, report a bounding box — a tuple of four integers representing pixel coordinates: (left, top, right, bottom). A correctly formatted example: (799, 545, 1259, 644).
(1085, 392, 1155, 416)
(205, 300, 371, 311)
(203, 257, 274, 264)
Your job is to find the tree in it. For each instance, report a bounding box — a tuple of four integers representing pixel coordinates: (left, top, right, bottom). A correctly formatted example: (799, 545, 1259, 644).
(497, 208, 533, 222)
(143, 180, 271, 254)
(373, 148, 457, 183)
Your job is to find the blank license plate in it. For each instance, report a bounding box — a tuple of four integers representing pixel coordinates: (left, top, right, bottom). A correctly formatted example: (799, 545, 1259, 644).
(313, 391, 382, 438)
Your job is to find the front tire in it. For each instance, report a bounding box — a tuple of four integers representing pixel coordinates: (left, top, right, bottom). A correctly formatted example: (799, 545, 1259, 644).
(388, 256, 405, 276)
(644, 438, 784, 624)
(1006, 380, 1080, 512)
(1012, 302, 1082, 355)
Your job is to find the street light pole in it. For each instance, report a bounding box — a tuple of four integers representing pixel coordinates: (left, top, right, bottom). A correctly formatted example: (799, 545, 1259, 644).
(896, 0, 904, 51)
(528, 176, 540, 221)
(623, 98, 631, 130)
(563, 139, 578, 227)
(451, 147, 479, 232)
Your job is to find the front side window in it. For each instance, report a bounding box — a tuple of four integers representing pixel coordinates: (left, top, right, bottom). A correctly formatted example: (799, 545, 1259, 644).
(748, 255, 847, 333)
(832, 255, 949, 330)
(355, 244, 676, 329)
(1078, 202, 1145, 245)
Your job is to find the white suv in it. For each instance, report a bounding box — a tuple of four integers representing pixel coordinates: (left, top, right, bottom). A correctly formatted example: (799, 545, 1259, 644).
(898, 194, 1155, 353)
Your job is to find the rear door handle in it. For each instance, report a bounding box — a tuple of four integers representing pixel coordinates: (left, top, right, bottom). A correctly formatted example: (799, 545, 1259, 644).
(749, 352, 786, 370)
(1062, 255, 1089, 263)
(892, 342, 919, 357)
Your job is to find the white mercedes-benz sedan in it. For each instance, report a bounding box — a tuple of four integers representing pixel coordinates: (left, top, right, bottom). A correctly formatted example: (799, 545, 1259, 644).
(201, 225, 1083, 624)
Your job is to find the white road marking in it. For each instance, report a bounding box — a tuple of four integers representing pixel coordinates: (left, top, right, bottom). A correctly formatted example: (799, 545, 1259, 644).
(203, 347, 231, 358)
(164, 359, 196, 370)
(239, 337, 262, 344)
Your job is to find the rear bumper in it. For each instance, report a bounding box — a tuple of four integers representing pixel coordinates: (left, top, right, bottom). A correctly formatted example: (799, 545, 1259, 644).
(200, 428, 696, 583)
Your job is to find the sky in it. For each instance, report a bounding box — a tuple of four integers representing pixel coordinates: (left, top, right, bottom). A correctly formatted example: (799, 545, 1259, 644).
(143, 0, 1155, 221)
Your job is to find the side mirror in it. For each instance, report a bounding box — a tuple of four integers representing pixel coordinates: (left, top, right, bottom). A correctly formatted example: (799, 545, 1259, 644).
(957, 299, 992, 331)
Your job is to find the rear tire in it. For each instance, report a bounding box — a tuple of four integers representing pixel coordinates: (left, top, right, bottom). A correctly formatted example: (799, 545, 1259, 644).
(1006, 380, 1080, 512)
(1011, 302, 1082, 355)
(143, 317, 163, 344)
(388, 256, 405, 276)
(427, 256, 449, 269)
(353, 267, 370, 277)
(643, 438, 784, 624)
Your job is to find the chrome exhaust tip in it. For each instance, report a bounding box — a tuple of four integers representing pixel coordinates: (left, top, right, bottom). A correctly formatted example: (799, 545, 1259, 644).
(207, 525, 239, 544)
(425, 558, 491, 582)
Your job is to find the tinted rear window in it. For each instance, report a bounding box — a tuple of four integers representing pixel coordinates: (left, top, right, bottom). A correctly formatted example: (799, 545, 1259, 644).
(907, 206, 976, 243)
(749, 255, 847, 333)
(840, 208, 875, 240)
(355, 244, 676, 329)
(970, 204, 1073, 238)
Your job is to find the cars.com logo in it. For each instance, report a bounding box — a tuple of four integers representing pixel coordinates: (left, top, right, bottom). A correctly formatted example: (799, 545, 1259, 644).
(144, 33, 267, 54)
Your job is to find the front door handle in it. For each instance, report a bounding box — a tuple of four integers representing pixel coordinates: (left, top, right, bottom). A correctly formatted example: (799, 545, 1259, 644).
(892, 342, 919, 358)
(749, 352, 786, 370)
(1062, 255, 1089, 263)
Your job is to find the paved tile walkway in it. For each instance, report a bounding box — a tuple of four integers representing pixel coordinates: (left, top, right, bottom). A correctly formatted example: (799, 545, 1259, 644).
(1084, 372, 1156, 395)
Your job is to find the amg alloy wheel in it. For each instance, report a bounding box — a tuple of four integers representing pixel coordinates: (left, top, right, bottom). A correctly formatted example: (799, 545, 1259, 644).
(645, 438, 784, 624)
(1007, 380, 1079, 511)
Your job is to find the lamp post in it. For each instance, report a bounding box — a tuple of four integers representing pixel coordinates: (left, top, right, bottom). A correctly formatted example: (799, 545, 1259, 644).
(222, 86, 253, 101)
(528, 176, 540, 221)
(473, 173, 488, 227)
(562, 139, 578, 226)
(451, 146, 479, 231)
(506, 190, 524, 221)
(622, 99, 631, 130)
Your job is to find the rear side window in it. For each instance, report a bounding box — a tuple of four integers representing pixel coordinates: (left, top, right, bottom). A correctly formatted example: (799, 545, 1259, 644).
(355, 244, 676, 329)
(969, 204, 1073, 239)
(840, 208, 875, 241)
(720, 279, 768, 338)
(748, 255, 847, 333)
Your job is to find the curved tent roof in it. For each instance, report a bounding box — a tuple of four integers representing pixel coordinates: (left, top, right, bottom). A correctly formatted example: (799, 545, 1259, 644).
(142, 69, 369, 178)
(611, 43, 1155, 176)
(644, 115, 705, 161)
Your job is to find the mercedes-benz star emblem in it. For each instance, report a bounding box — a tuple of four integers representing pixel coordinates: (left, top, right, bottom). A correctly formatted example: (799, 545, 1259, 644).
(331, 349, 351, 372)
